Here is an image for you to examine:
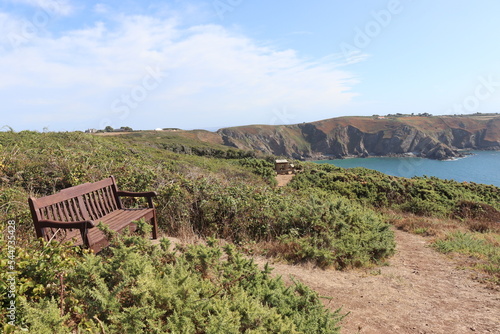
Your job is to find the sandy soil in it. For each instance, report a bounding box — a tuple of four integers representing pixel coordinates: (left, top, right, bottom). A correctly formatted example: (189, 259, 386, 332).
(253, 229, 500, 334)
(276, 174, 295, 187)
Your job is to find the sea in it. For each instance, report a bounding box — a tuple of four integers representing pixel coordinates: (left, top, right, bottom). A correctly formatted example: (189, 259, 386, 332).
(315, 150, 500, 188)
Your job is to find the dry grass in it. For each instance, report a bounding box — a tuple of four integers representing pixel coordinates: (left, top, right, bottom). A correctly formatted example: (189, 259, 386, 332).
(173, 222, 205, 245)
(466, 220, 500, 233)
(384, 209, 461, 237)
(384, 207, 500, 236)
(453, 200, 500, 223)
(245, 240, 303, 263)
(314, 116, 398, 135)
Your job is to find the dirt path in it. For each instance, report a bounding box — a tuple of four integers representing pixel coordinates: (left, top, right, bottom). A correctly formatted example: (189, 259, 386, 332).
(276, 174, 294, 187)
(254, 229, 500, 333)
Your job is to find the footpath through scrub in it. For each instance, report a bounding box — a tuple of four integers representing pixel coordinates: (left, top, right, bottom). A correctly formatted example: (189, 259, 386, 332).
(276, 174, 295, 187)
(254, 229, 500, 334)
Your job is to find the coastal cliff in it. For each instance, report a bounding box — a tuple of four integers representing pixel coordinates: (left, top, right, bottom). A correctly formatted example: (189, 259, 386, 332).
(217, 115, 500, 160)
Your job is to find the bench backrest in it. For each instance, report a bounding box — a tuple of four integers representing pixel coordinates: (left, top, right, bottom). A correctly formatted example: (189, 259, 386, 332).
(28, 176, 122, 240)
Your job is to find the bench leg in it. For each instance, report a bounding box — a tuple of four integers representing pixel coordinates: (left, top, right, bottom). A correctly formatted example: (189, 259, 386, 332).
(151, 212, 158, 239)
(79, 227, 91, 249)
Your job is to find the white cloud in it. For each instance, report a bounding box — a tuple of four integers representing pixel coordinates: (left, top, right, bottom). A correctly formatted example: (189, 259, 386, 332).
(93, 3, 108, 14)
(0, 12, 22, 48)
(9, 0, 74, 15)
(0, 12, 360, 131)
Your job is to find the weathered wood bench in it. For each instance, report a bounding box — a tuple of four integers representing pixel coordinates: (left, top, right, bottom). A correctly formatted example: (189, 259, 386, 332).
(28, 176, 158, 253)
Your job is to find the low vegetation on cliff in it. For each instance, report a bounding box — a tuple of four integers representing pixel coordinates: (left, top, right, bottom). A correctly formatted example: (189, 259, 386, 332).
(0, 129, 498, 332)
(0, 130, 385, 333)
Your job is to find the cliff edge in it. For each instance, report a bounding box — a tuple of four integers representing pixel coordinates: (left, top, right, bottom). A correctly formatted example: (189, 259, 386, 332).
(217, 115, 500, 160)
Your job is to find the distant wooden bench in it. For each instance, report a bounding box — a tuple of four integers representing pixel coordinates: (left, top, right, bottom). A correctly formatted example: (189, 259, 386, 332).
(28, 176, 158, 253)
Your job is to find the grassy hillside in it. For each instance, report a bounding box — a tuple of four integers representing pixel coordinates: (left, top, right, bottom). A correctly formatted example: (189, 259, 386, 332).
(0, 130, 388, 333)
(0, 130, 395, 265)
(0, 129, 498, 332)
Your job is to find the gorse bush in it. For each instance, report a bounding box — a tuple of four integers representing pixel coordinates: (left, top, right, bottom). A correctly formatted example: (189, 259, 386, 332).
(154, 178, 394, 268)
(238, 158, 277, 186)
(0, 226, 344, 333)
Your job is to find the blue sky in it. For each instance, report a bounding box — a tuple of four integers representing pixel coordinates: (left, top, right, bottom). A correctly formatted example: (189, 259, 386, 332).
(1, 0, 500, 132)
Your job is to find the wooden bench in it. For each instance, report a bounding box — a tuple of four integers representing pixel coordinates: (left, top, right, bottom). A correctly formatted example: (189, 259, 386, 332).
(28, 176, 158, 253)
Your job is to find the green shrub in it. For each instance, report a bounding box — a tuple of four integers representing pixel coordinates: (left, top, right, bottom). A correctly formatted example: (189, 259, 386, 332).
(289, 163, 500, 218)
(1, 228, 344, 333)
(238, 158, 277, 186)
(271, 195, 395, 269)
(1, 131, 397, 270)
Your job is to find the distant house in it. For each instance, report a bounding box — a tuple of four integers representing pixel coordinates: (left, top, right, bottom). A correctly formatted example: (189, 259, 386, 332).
(275, 159, 295, 175)
(378, 116, 386, 119)
(85, 128, 97, 133)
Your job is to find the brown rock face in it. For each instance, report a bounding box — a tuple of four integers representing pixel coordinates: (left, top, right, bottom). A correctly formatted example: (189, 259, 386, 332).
(217, 115, 500, 160)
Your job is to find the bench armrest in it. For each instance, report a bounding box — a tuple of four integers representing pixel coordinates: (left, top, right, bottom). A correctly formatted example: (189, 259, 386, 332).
(116, 191, 157, 198)
(38, 220, 95, 229)
(37, 220, 95, 248)
(116, 191, 157, 208)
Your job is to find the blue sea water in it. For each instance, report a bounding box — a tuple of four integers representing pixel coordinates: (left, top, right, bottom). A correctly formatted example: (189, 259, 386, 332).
(315, 151, 500, 188)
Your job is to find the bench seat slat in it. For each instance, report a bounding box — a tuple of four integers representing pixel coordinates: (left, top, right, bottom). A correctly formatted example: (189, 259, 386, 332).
(45, 208, 155, 252)
(60, 208, 155, 252)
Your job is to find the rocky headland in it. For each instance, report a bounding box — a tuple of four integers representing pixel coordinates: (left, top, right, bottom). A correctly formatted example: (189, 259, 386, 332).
(217, 115, 500, 160)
